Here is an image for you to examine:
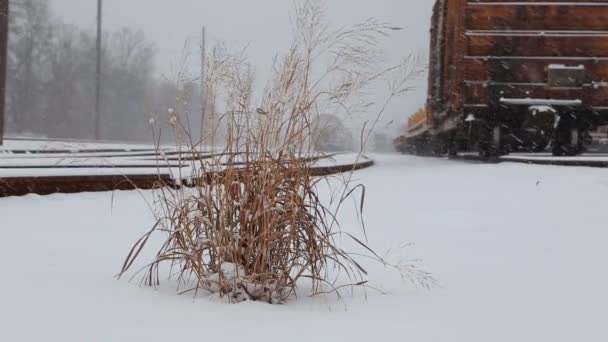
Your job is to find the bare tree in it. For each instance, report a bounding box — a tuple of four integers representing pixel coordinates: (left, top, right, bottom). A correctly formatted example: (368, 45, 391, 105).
(312, 114, 353, 152)
(7, 0, 52, 133)
(103, 27, 156, 140)
(5, 3, 161, 142)
(45, 23, 95, 138)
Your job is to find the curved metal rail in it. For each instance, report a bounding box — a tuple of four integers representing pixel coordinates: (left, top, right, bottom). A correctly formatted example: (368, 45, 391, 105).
(0, 151, 374, 198)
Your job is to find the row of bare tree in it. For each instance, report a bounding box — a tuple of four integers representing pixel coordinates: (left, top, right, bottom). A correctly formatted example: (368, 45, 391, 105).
(5, 0, 196, 142)
(4, 1, 374, 149)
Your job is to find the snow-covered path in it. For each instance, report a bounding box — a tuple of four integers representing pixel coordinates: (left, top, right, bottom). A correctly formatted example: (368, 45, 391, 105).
(1, 154, 607, 341)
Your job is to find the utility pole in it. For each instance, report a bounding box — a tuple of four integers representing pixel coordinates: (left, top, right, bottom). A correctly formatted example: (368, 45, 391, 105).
(0, 0, 8, 146)
(200, 25, 206, 146)
(94, 0, 102, 140)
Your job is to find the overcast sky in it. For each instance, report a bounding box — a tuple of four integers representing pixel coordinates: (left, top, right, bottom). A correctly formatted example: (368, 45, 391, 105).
(49, 0, 434, 132)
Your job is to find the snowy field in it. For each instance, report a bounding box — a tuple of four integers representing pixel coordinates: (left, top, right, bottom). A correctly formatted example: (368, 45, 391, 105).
(1, 154, 608, 341)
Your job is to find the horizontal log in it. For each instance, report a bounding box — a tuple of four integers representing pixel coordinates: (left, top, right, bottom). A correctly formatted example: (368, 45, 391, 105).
(467, 0, 608, 6)
(464, 83, 608, 105)
(468, 0, 608, 3)
(467, 35, 608, 57)
(463, 58, 608, 82)
(0, 174, 176, 197)
(466, 4, 608, 31)
(0, 158, 376, 197)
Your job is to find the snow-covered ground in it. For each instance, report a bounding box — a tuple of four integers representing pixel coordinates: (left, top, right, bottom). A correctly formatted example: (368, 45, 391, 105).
(1, 154, 607, 341)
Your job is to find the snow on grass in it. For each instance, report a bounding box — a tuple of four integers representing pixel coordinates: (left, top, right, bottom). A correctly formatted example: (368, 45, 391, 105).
(1, 154, 608, 341)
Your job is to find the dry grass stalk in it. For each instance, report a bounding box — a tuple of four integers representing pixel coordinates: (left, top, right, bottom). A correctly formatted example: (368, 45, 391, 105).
(119, 0, 433, 304)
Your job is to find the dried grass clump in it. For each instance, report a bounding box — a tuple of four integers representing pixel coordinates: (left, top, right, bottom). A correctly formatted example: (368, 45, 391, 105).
(123, 156, 371, 303)
(119, 0, 432, 303)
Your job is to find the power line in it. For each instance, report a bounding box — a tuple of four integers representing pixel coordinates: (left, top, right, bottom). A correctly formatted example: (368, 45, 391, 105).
(201, 25, 206, 143)
(0, 0, 8, 146)
(94, 0, 102, 140)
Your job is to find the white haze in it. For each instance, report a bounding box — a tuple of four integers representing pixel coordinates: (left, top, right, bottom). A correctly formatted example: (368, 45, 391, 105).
(50, 0, 433, 136)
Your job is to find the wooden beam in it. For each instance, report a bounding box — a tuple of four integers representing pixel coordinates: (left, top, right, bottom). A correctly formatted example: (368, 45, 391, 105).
(463, 58, 608, 83)
(467, 35, 608, 57)
(444, 0, 468, 114)
(466, 3, 608, 31)
(464, 83, 608, 106)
